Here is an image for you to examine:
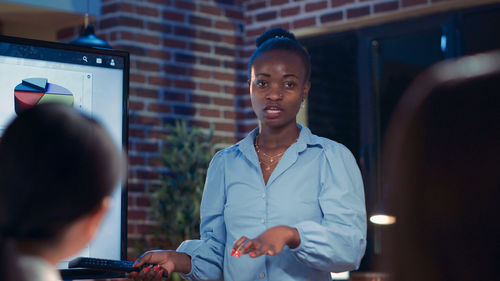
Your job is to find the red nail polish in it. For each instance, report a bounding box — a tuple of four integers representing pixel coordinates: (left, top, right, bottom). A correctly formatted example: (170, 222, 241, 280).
(230, 249, 235, 256)
(235, 251, 241, 258)
(249, 252, 255, 257)
(158, 269, 164, 276)
(154, 264, 161, 271)
(133, 262, 139, 267)
(144, 266, 151, 273)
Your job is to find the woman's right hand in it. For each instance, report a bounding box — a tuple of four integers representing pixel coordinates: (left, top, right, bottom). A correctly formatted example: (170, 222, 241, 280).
(127, 250, 191, 280)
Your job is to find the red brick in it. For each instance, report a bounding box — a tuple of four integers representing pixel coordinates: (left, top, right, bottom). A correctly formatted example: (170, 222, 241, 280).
(247, 27, 266, 37)
(198, 31, 222, 41)
(129, 115, 162, 126)
(222, 35, 243, 45)
(164, 91, 186, 102)
(173, 105, 196, 116)
(148, 22, 172, 33)
(132, 88, 159, 98)
(200, 108, 221, 118)
(137, 6, 159, 17)
(162, 10, 185, 22)
(200, 83, 221, 92)
(281, 6, 300, 17)
(147, 49, 171, 60)
(248, 1, 266, 11)
(136, 61, 160, 72)
(119, 16, 144, 28)
(137, 170, 160, 180)
(238, 123, 258, 133)
(188, 68, 211, 79)
(190, 120, 210, 128)
(163, 38, 187, 48)
(215, 122, 236, 132)
(331, 0, 354, 8)
(200, 4, 223, 16)
(375, 1, 399, 13)
(174, 80, 196, 90)
(293, 17, 316, 29)
(306, 1, 327, 12)
(130, 101, 145, 110)
(270, 22, 290, 30)
(225, 9, 244, 20)
(401, 0, 427, 7)
(175, 0, 196, 10)
(149, 130, 168, 139)
(148, 103, 172, 113)
(120, 31, 135, 40)
(200, 57, 221, 66)
(148, 76, 171, 87)
(137, 34, 161, 45)
(223, 61, 247, 70)
(256, 11, 277, 22)
(321, 11, 343, 23)
(189, 94, 211, 104)
(164, 64, 188, 75)
(224, 85, 249, 95)
(102, 2, 134, 13)
(271, 0, 289, 6)
(190, 42, 211, 53)
(130, 74, 146, 83)
(214, 71, 237, 81)
(214, 97, 233, 106)
(215, 46, 236, 56)
(175, 53, 196, 63)
(174, 26, 196, 38)
(129, 129, 146, 138)
(215, 20, 237, 30)
(127, 182, 146, 192)
(246, 15, 253, 25)
(137, 142, 159, 152)
(189, 15, 212, 26)
(128, 209, 147, 220)
(224, 111, 237, 119)
(347, 6, 370, 18)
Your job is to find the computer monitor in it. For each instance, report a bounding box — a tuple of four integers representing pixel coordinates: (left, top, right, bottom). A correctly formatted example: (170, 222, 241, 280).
(0, 35, 129, 278)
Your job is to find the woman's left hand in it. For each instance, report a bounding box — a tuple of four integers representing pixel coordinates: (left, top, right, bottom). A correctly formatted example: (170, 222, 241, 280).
(231, 225, 300, 258)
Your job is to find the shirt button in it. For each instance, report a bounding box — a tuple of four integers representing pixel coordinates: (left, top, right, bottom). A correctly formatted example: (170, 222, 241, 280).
(259, 272, 265, 278)
(261, 218, 265, 224)
(261, 193, 266, 198)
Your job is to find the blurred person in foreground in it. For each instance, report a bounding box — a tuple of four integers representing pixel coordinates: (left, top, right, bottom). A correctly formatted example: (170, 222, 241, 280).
(0, 103, 124, 281)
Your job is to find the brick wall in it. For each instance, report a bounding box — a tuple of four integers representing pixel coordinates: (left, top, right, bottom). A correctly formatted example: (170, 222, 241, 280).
(57, 0, 470, 258)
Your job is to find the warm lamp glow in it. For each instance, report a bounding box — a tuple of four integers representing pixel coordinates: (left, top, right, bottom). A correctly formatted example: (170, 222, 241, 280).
(369, 214, 396, 225)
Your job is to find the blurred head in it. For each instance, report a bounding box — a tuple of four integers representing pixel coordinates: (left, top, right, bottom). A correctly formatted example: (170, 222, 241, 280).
(381, 51, 500, 281)
(0, 103, 123, 269)
(248, 28, 311, 129)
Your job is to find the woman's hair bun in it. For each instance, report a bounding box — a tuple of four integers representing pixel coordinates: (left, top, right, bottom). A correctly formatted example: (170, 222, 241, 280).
(255, 28, 296, 47)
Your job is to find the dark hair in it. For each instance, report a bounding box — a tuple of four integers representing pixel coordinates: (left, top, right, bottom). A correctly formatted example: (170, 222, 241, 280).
(248, 28, 311, 81)
(0, 103, 123, 281)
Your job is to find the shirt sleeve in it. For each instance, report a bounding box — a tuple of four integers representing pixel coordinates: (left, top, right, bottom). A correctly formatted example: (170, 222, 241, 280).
(290, 143, 367, 272)
(177, 151, 226, 281)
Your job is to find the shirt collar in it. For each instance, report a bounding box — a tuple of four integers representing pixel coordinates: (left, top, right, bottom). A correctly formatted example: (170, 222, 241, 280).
(237, 123, 322, 160)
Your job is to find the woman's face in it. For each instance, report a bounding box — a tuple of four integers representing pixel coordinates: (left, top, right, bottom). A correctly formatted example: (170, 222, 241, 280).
(249, 49, 310, 130)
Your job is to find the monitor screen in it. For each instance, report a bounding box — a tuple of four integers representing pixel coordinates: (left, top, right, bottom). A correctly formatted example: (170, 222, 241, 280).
(0, 35, 129, 275)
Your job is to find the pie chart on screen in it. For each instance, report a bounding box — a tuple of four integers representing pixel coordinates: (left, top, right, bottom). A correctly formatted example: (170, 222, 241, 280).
(14, 78, 74, 115)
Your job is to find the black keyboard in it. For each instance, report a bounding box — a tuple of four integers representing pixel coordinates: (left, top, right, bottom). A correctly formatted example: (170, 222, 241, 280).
(68, 257, 168, 278)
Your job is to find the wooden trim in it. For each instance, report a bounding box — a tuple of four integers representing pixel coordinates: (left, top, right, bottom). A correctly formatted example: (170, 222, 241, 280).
(295, 0, 500, 39)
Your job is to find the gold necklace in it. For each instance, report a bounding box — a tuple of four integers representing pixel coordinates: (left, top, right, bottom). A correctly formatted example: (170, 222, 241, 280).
(254, 134, 298, 171)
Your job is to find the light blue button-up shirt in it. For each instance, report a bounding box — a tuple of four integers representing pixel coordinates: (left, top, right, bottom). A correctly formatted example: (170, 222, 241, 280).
(178, 124, 366, 281)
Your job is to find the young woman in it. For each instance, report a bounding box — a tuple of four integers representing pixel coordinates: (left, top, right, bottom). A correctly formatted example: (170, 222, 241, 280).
(0, 103, 123, 281)
(131, 28, 366, 281)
